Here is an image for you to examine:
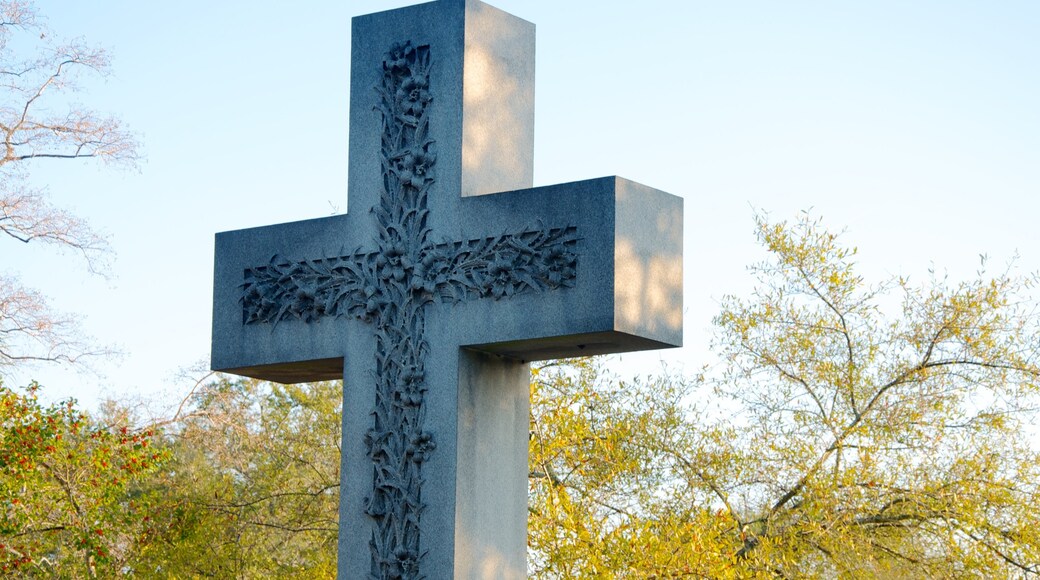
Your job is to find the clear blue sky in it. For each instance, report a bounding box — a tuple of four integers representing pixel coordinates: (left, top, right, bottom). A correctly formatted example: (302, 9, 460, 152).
(8, 1, 1039, 409)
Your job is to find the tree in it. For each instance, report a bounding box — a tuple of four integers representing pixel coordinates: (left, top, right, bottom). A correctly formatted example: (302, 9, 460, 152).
(128, 377, 341, 578)
(527, 358, 733, 577)
(0, 11, 144, 567)
(528, 213, 1040, 578)
(0, 0, 138, 368)
(1, 376, 341, 577)
(0, 380, 168, 576)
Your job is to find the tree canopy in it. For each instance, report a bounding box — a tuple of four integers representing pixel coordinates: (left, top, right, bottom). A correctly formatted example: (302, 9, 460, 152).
(529, 213, 1040, 578)
(0, 380, 167, 575)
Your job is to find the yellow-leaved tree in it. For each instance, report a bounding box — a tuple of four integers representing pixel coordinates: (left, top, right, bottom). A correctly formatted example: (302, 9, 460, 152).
(528, 213, 1040, 578)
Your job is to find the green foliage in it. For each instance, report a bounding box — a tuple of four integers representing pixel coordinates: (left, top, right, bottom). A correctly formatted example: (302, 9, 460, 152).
(0, 378, 340, 577)
(0, 380, 168, 576)
(128, 377, 341, 578)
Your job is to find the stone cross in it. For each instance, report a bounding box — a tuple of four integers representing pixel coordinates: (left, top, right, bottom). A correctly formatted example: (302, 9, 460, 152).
(211, 1, 683, 578)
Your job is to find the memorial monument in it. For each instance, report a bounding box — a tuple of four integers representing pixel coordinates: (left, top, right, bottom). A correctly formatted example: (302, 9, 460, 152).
(211, 1, 683, 577)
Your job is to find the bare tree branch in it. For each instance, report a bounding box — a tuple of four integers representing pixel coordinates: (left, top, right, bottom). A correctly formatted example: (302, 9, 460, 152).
(0, 275, 112, 367)
(0, 0, 138, 370)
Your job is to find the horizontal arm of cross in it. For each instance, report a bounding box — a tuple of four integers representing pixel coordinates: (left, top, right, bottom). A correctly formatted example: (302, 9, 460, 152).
(212, 176, 682, 383)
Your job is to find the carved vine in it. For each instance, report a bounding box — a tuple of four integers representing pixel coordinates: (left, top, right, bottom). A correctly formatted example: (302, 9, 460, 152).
(366, 41, 434, 580)
(238, 41, 577, 580)
(241, 226, 578, 325)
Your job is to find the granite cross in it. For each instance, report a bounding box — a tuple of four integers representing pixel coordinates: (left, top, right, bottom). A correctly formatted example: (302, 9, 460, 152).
(211, 1, 683, 578)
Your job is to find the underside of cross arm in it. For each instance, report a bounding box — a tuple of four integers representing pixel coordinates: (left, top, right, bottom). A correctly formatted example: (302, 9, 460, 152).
(464, 329, 679, 363)
(215, 358, 345, 384)
(211, 326, 676, 384)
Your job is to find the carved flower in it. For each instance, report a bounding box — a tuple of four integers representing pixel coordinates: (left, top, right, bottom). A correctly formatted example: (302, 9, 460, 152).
(414, 250, 449, 295)
(394, 547, 420, 575)
(545, 245, 577, 286)
(243, 278, 282, 321)
(292, 282, 321, 318)
(399, 367, 425, 406)
(408, 263, 428, 294)
(359, 283, 384, 317)
(396, 147, 435, 191)
(397, 74, 431, 118)
(487, 253, 520, 299)
(385, 42, 413, 73)
(406, 431, 436, 463)
(407, 252, 442, 295)
(377, 244, 413, 283)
